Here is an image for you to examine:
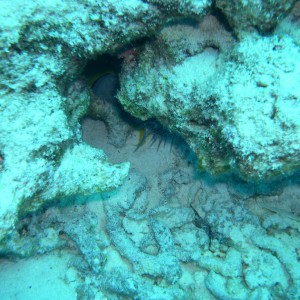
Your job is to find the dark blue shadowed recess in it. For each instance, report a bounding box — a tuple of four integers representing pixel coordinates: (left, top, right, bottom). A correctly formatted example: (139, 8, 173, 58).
(83, 54, 185, 153)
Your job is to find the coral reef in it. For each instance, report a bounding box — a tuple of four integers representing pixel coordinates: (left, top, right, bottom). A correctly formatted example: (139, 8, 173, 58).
(1, 0, 300, 299)
(0, 0, 211, 247)
(11, 166, 299, 299)
(118, 14, 300, 181)
(215, 0, 297, 35)
(144, 0, 212, 16)
(276, 2, 300, 48)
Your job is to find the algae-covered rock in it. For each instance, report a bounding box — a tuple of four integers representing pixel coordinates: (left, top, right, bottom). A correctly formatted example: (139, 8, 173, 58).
(0, 0, 153, 246)
(0, 0, 212, 250)
(118, 16, 300, 181)
(144, 0, 212, 16)
(0, 79, 130, 243)
(1, 0, 297, 255)
(215, 0, 297, 35)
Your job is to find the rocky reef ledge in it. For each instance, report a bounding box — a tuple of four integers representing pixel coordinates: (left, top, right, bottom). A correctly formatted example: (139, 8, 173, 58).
(0, 0, 299, 253)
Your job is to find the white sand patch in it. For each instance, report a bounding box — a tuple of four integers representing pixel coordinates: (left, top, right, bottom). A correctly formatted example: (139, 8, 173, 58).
(0, 251, 78, 300)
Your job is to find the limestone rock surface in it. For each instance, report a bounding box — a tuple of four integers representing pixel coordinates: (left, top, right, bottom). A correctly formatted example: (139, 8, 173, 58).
(118, 16, 300, 181)
(215, 0, 297, 35)
(0, 0, 212, 249)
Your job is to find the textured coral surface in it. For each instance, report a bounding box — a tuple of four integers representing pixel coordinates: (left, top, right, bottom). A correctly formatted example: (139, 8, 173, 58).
(1, 1, 300, 299)
(118, 15, 300, 181)
(0, 0, 211, 253)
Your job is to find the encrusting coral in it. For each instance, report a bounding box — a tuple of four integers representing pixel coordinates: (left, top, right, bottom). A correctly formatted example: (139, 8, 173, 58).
(0, 0, 212, 253)
(118, 14, 300, 181)
(1, 1, 300, 299)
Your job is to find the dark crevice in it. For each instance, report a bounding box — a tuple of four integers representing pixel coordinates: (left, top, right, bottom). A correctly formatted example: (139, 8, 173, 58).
(211, 5, 236, 37)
